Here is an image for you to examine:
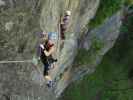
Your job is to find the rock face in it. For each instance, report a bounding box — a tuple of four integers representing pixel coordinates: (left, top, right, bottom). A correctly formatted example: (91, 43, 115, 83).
(0, 0, 5, 6)
(0, 0, 56, 100)
(74, 11, 122, 81)
(0, 0, 122, 100)
(40, 0, 100, 97)
(57, 11, 122, 97)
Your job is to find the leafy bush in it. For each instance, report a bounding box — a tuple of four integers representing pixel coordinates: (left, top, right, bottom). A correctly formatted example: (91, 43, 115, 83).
(74, 36, 104, 65)
(89, 0, 123, 28)
(124, 0, 133, 5)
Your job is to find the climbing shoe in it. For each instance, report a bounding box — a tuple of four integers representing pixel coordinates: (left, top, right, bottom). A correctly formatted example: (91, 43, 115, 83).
(46, 80, 55, 88)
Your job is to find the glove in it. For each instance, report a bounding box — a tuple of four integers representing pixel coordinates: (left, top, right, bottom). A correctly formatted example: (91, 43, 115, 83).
(40, 44, 44, 49)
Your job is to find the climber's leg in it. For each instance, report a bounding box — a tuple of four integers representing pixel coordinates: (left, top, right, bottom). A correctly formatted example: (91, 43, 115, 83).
(43, 63, 54, 88)
(45, 75, 55, 88)
(45, 75, 52, 81)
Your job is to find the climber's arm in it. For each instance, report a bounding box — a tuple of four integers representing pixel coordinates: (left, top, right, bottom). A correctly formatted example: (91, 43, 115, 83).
(44, 46, 55, 56)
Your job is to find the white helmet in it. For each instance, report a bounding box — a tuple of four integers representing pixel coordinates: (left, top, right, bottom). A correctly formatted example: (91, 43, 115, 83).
(42, 31, 47, 35)
(40, 31, 48, 39)
(66, 10, 71, 16)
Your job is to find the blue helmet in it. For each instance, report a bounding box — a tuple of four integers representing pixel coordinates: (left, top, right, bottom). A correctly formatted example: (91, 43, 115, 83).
(48, 32, 57, 40)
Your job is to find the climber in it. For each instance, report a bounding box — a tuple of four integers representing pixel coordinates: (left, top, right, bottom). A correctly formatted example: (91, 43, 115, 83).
(60, 10, 71, 40)
(37, 32, 57, 88)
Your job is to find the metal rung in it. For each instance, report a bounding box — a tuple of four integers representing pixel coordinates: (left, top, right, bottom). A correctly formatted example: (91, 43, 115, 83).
(0, 60, 32, 64)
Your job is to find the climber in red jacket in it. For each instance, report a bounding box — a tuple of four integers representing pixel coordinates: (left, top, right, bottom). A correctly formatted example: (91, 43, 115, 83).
(37, 32, 57, 88)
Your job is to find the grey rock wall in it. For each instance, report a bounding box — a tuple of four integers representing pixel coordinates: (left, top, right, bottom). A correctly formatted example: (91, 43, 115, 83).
(0, 0, 56, 100)
(40, 0, 100, 97)
(0, 0, 100, 100)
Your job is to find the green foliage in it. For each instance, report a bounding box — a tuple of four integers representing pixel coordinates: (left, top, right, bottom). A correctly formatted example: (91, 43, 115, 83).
(74, 49, 90, 65)
(91, 35, 104, 52)
(89, 0, 123, 28)
(124, 0, 133, 5)
(74, 36, 104, 65)
(62, 43, 133, 100)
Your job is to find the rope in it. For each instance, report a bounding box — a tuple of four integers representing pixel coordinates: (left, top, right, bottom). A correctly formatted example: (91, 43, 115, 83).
(0, 60, 32, 64)
(57, 14, 61, 54)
